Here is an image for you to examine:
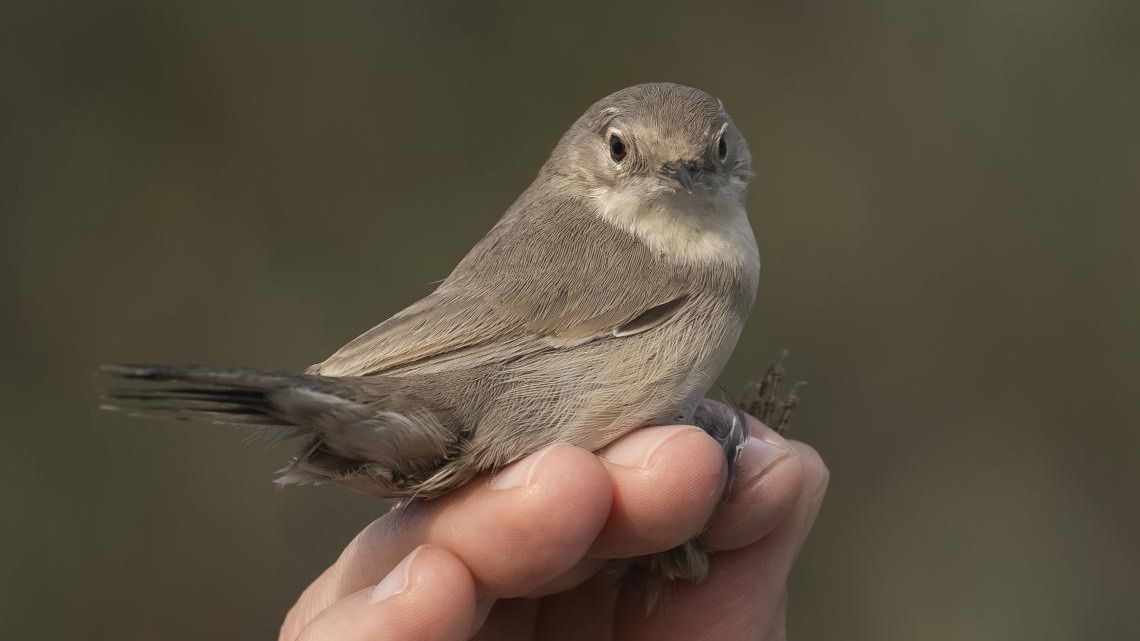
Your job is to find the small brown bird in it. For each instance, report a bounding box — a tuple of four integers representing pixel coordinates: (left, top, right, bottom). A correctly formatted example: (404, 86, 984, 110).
(105, 82, 800, 583)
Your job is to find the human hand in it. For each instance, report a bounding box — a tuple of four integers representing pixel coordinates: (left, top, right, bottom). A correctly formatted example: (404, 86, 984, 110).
(279, 412, 828, 640)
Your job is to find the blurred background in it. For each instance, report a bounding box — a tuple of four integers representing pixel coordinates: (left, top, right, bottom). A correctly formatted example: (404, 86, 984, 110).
(2, 1, 1137, 639)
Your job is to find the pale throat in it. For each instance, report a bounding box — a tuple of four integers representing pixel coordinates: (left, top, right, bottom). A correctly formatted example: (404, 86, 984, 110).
(591, 184, 761, 278)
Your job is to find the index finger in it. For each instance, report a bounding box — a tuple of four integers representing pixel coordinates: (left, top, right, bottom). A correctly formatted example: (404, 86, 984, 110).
(290, 444, 613, 618)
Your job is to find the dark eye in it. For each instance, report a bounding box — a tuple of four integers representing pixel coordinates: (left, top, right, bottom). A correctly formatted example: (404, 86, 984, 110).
(608, 134, 627, 163)
(717, 133, 728, 162)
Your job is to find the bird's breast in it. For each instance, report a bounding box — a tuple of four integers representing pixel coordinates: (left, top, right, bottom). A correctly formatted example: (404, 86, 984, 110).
(593, 188, 760, 298)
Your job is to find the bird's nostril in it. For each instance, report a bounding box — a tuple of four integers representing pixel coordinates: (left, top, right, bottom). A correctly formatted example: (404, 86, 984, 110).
(662, 161, 697, 192)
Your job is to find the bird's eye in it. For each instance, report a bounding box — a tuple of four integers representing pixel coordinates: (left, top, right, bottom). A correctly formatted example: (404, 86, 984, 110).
(608, 133, 627, 163)
(716, 132, 728, 162)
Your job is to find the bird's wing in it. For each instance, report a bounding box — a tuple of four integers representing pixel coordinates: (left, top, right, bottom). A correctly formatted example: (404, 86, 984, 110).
(311, 193, 692, 377)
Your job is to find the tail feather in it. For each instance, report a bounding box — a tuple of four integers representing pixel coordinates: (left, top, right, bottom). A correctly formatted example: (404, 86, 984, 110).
(104, 364, 340, 392)
(101, 364, 460, 496)
(101, 364, 319, 431)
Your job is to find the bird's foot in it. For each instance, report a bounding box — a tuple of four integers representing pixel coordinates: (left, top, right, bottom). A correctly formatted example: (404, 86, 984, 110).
(738, 349, 804, 435)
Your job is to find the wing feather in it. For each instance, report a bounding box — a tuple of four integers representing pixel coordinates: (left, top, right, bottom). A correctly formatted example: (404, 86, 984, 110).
(311, 192, 691, 378)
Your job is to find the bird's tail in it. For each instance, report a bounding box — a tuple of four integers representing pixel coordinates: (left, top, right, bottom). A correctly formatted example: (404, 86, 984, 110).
(101, 364, 459, 496)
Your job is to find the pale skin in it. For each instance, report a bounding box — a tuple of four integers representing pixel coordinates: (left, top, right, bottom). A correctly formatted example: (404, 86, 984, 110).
(279, 410, 828, 640)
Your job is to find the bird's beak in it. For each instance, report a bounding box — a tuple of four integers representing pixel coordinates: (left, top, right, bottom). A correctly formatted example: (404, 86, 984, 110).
(661, 161, 699, 193)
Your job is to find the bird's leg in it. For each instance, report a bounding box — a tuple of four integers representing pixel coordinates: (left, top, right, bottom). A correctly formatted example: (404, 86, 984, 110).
(738, 349, 804, 434)
(638, 399, 748, 593)
(638, 351, 805, 606)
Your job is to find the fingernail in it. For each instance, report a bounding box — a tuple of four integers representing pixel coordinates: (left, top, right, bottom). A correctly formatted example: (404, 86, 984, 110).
(737, 436, 790, 486)
(489, 445, 557, 490)
(601, 426, 702, 470)
(369, 545, 425, 603)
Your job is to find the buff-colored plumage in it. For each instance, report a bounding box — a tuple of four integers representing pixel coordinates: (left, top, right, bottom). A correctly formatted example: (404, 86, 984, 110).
(105, 82, 761, 582)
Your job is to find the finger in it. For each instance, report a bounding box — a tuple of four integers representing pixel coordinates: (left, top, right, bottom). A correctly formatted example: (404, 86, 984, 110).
(701, 416, 805, 551)
(520, 558, 610, 598)
(300, 444, 613, 613)
(614, 441, 829, 641)
(286, 544, 475, 641)
(510, 425, 726, 599)
(589, 425, 728, 558)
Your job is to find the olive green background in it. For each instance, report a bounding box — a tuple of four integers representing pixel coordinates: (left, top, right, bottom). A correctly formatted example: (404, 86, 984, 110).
(3, 2, 1137, 639)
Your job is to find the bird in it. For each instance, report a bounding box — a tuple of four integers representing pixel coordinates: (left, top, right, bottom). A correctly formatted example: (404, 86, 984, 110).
(104, 82, 800, 584)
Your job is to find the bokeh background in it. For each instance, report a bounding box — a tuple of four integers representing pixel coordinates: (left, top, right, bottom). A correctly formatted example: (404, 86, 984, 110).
(3, 1, 1137, 639)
